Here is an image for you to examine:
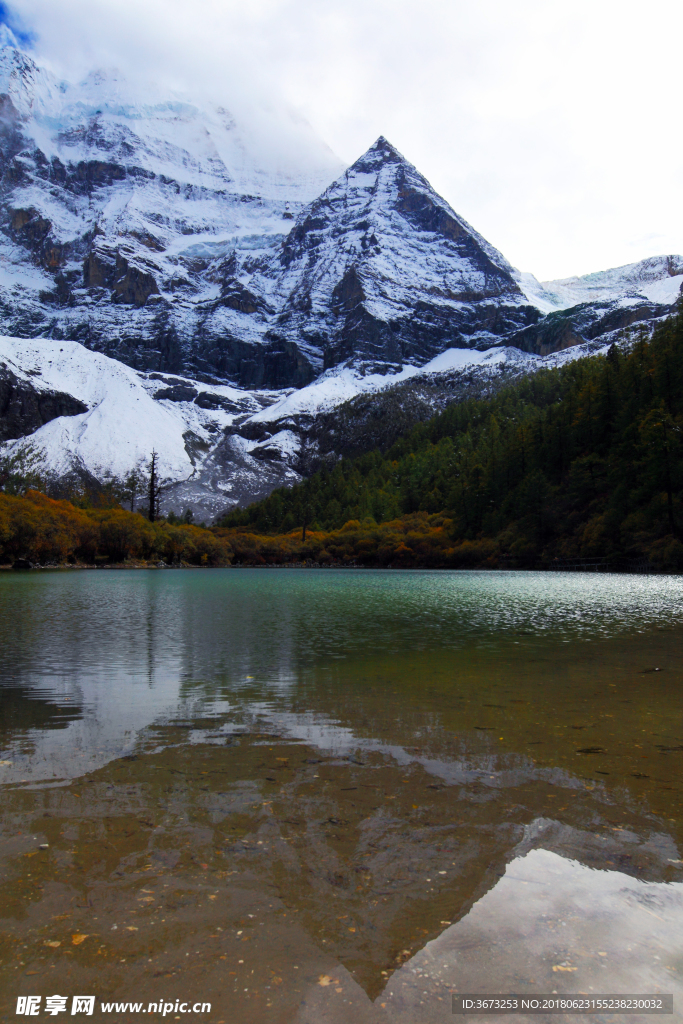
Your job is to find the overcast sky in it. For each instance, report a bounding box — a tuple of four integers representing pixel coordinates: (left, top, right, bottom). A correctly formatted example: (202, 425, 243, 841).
(4, 0, 682, 280)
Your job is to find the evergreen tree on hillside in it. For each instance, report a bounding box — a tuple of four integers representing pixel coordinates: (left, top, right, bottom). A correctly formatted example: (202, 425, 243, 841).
(147, 452, 162, 523)
(218, 307, 683, 567)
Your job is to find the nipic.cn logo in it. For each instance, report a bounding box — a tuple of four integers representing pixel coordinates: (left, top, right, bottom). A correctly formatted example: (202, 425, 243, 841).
(16, 997, 95, 1016)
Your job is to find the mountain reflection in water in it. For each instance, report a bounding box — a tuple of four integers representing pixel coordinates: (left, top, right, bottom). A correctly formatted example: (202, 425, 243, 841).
(0, 569, 681, 1022)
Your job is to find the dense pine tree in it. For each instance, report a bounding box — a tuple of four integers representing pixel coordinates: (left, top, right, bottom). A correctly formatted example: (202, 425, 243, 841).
(218, 306, 683, 568)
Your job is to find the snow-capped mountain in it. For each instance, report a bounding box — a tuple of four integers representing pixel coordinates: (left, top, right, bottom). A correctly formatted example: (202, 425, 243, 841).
(0, 48, 544, 386)
(0, 43, 682, 519)
(240, 137, 541, 372)
(1, 43, 678, 389)
(0, 45, 343, 385)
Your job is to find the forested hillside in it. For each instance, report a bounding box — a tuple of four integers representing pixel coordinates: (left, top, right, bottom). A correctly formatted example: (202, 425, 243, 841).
(220, 307, 683, 569)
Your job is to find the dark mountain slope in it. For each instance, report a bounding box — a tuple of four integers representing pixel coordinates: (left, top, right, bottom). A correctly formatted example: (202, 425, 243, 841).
(220, 308, 683, 569)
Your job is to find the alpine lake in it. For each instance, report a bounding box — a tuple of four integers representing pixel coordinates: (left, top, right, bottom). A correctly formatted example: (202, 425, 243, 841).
(1, 568, 682, 1024)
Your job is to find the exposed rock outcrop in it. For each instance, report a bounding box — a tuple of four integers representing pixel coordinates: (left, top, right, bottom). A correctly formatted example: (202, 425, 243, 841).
(0, 363, 87, 442)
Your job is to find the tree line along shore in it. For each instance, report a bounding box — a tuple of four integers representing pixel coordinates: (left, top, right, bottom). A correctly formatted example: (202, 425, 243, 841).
(3, 306, 683, 571)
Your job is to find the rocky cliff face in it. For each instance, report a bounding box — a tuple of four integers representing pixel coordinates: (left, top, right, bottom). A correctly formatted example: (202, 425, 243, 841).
(0, 361, 87, 443)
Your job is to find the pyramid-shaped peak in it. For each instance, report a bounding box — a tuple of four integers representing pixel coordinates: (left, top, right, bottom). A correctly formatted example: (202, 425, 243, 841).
(370, 136, 403, 157)
(295, 133, 517, 288)
(348, 136, 410, 173)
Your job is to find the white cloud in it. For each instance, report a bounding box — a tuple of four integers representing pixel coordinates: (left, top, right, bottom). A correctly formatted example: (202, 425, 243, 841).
(8, 0, 683, 279)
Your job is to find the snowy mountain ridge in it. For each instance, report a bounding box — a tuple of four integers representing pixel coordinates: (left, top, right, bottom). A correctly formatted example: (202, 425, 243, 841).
(0, 44, 345, 386)
(519, 255, 683, 315)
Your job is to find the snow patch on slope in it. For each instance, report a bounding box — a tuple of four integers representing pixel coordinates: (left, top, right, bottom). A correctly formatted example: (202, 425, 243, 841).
(250, 346, 538, 422)
(640, 275, 683, 305)
(0, 335, 541, 494)
(0, 336, 277, 482)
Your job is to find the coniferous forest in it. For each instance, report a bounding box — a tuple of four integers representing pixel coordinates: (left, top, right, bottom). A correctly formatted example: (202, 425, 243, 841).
(217, 306, 683, 570)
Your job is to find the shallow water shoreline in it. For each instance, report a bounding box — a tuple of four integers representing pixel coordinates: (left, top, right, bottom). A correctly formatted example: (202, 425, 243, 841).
(0, 561, 674, 574)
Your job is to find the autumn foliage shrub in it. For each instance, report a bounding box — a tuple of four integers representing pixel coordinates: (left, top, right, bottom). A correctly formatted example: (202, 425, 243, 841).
(216, 512, 500, 568)
(0, 491, 233, 566)
(0, 491, 95, 563)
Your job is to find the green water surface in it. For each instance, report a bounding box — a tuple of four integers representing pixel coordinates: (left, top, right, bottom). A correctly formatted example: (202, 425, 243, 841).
(0, 569, 681, 1022)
